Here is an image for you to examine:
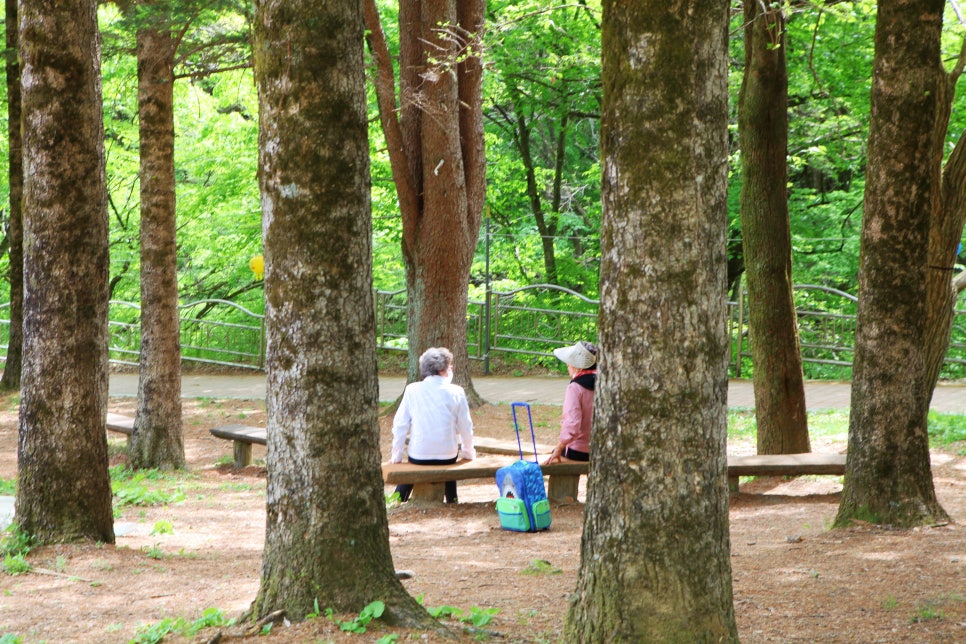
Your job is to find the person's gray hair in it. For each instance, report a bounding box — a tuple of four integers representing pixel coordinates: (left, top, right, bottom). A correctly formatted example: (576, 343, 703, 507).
(419, 347, 453, 379)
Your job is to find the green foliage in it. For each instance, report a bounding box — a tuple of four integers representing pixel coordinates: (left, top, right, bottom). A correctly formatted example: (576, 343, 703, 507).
(1, 554, 30, 576)
(150, 520, 174, 536)
(0, 634, 24, 644)
(130, 607, 231, 643)
(426, 604, 500, 628)
(110, 466, 188, 511)
(0, 478, 15, 496)
(927, 412, 966, 450)
(325, 600, 386, 634)
(0, 527, 31, 559)
(521, 559, 561, 575)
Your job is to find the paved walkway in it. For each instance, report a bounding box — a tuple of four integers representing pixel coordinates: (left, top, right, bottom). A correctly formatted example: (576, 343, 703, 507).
(108, 373, 966, 414)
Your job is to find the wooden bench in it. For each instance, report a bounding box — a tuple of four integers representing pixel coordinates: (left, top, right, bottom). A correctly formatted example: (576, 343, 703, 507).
(382, 456, 588, 503)
(473, 436, 554, 457)
(727, 452, 846, 492)
(208, 425, 845, 499)
(209, 424, 266, 468)
(106, 413, 135, 439)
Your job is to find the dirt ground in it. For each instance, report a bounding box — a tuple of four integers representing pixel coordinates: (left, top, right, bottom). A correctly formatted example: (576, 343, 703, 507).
(0, 395, 964, 643)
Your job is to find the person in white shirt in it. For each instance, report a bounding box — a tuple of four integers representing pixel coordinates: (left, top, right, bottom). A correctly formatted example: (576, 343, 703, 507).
(390, 347, 475, 503)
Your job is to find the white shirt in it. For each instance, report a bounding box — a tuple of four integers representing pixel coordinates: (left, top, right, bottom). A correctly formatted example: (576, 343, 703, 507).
(390, 375, 475, 463)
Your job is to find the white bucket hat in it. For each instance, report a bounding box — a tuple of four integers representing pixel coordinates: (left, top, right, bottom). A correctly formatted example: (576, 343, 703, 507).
(553, 341, 598, 369)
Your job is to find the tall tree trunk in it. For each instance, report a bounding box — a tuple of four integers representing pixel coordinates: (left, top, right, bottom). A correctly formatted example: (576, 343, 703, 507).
(131, 10, 185, 470)
(1, 0, 23, 391)
(738, 0, 810, 454)
(15, 0, 114, 543)
(836, 0, 949, 528)
(364, 0, 485, 403)
(565, 1, 737, 640)
(248, 0, 434, 627)
(923, 39, 966, 395)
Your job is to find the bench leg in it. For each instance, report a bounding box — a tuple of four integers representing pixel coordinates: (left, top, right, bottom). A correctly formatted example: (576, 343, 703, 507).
(234, 441, 253, 469)
(547, 475, 579, 503)
(409, 482, 446, 504)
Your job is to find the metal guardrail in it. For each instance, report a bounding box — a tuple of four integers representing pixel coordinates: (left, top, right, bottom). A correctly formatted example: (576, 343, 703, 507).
(0, 284, 963, 378)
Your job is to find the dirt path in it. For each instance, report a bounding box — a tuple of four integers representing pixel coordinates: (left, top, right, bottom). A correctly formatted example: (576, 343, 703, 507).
(0, 397, 963, 643)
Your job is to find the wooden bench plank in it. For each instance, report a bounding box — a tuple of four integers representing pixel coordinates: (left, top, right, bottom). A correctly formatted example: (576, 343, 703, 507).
(726, 452, 845, 491)
(209, 424, 266, 468)
(106, 413, 135, 437)
(473, 436, 553, 456)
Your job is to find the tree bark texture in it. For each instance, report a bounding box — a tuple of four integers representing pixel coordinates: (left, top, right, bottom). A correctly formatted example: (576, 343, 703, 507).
(1, 0, 23, 391)
(16, 0, 114, 543)
(364, 0, 485, 403)
(836, 0, 949, 527)
(131, 11, 185, 470)
(923, 37, 966, 397)
(738, 0, 810, 454)
(249, 0, 433, 627)
(565, 1, 737, 641)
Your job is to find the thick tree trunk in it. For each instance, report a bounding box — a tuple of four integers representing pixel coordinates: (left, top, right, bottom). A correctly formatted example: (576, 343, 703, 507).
(1, 0, 23, 392)
(248, 0, 434, 627)
(15, 0, 114, 543)
(564, 2, 737, 641)
(836, 0, 949, 528)
(738, 0, 810, 455)
(365, 0, 485, 403)
(131, 15, 185, 470)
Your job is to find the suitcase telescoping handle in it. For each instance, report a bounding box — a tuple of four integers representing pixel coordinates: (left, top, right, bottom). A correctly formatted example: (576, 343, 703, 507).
(510, 402, 540, 463)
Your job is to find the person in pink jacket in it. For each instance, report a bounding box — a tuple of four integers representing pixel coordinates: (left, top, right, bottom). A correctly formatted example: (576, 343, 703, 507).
(544, 340, 597, 465)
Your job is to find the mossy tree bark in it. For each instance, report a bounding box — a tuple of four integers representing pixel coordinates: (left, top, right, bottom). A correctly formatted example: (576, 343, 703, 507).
(130, 4, 185, 470)
(248, 0, 435, 628)
(564, 1, 737, 641)
(364, 0, 485, 404)
(15, 0, 114, 544)
(835, 0, 949, 528)
(1, 0, 23, 392)
(738, 0, 810, 455)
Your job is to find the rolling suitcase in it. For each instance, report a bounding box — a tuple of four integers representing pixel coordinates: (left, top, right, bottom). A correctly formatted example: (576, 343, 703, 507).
(494, 402, 552, 532)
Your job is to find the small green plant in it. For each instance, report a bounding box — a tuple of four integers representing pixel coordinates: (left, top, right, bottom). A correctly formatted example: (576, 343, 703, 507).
(142, 543, 165, 560)
(521, 559, 561, 575)
(2, 554, 30, 575)
(0, 527, 32, 575)
(517, 609, 538, 625)
(911, 601, 944, 623)
(385, 491, 402, 508)
(426, 604, 500, 628)
(0, 633, 24, 644)
(462, 606, 500, 628)
(882, 595, 898, 611)
(0, 477, 16, 496)
(131, 607, 231, 643)
(150, 520, 174, 536)
(329, 600, 386, 634)
(376, 635, 399, 644)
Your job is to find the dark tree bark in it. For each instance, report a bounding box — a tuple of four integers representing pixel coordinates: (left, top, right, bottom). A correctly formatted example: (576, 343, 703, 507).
(364, 0, 485, 404)
(131, 4, 185, 470)
(738, 0, 810, 454)
(564, 1, 737, 641)
(923, 37, 966, 396)
(15, 0, 114, 543)
(247, 0, 435, 628)
(835, 0, 949, 528)
(1, 0, 23, 391)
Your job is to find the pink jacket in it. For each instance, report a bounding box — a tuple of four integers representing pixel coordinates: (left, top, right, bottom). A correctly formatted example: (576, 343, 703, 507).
(559, 379, 594, 452)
